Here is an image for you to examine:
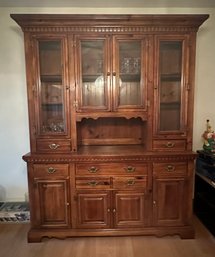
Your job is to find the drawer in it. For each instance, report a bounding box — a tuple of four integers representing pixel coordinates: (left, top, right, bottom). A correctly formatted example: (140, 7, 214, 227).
(76, 163, 148, 176)
(153, 140, 186, 151)
(153, 162, 187, 178)
(36, 139, 71, 153)
(76, 177, 110, 189)
(113, 176, 147, 189)
(33, 164, 69, 177)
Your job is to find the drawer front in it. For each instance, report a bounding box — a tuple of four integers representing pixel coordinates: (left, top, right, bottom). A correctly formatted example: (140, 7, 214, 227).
(76, 163, 148, 176)
(153, 140, 186, 151)
(113, 176, 147, 189)
(153, 162, 187, 178)
(33, 164, 69, 177)
(76, 177, 110, 189)
(36, 139, 71, 153)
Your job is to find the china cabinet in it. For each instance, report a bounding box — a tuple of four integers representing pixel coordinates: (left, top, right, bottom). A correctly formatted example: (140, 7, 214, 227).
(11, 14, 208, 242)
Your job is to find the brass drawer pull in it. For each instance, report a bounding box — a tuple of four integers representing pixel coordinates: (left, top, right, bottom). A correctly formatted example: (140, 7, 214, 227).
(124, 166, 136, 173)
(49, 143, 60, 150)
(88, 166, 99, 173)
(47, 167, 56, 174)
(165, 142, 175, 148)
(127, 179, 135, 186)
(165, 165, 175, 172)
(87, 181, 99, 187)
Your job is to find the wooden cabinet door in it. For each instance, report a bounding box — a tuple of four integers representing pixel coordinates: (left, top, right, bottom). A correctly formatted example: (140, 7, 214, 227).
(153, 35, 190, 137)
(113, 191, 145, 228)
(153, 178, 186, 226)
(75, 35, 110, 112)
(112, 35, 149, 111)
(33, 179, 70, 228)
(76, 191, 111, 228)
(33, 36, 70, 137)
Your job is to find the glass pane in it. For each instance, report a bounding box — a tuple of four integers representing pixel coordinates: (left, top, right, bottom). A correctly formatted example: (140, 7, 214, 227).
(38, 41, 65, 134)
(118, 41, 141, 106)
(81, 40, 106, 107)
(159, 41, 182, 131)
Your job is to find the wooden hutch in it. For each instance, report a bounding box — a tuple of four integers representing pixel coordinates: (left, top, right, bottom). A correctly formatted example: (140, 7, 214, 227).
(11, 14, 208, 242)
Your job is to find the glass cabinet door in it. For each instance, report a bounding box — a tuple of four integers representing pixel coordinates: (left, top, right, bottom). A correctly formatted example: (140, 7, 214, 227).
(37, 39, 67, 135)
(156, 37, 187, 134)
(113, 37, 146, 110)
(76, 37, 109, 111)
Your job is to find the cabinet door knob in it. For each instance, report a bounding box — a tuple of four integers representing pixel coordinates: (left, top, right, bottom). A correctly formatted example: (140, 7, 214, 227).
(49, 143, 60, 150)
(87, 181, 99, 187)
(88, 166, 99, 173)
(127, 179, 135, 186)
(165, 142, 175, 148)
(124, 166, 136, 173)
(47, 167, 56, 174)
(165, 165, 175, 172)
(113, 208, 116, 213)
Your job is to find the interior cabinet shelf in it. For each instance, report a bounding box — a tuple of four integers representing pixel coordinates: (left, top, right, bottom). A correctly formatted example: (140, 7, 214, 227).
(160, 73, 181, 81)
(40, 75, 62, 83)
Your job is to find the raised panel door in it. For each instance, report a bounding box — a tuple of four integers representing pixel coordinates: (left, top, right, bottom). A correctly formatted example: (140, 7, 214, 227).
(113, 191, 145, 228)
(33, 179, 70, 227)
(153, 178, 186, 226)
(76, 191, 111, 228)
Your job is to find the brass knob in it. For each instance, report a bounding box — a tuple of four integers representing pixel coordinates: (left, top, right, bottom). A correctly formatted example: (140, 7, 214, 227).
(165, 142, 175, 148)
(87, 181, 99, 187)
(165, 165, 175, 172)
(47, 167, 56, 174)
(124, 166, 136, 173)
(127, 179, 135, 186)
(113, 209, 116, 213)
(49, 143, 60, 150)
(88, 166, 99, 173)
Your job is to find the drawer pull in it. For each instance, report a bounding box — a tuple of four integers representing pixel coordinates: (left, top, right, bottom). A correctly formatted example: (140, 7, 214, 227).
(165, 165, 175, 172)
(127, 179, 135, 186)
(49, 143, 60, 150)
(124, 166, 136, 173)
(88, 166, 99, 173)
(165, 142, 175, 148)
(47, 167, 56, 174)
(87, 181, 99, 187)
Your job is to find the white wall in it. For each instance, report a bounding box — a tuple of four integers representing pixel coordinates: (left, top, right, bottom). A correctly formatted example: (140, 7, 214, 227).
(0, 7, 215, 202)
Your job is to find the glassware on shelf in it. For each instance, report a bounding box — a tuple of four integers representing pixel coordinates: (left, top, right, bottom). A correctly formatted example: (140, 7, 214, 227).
(121, 57, 140, 74)
(42, 122, 64, 133)
(133, 57, 141, 74)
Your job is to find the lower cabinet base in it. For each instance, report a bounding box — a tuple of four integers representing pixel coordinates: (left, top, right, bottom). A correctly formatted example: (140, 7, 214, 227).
(28, 226, 195, 243)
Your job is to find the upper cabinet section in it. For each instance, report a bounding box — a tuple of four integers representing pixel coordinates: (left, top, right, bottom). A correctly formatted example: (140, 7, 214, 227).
(10, 14, 209, 152)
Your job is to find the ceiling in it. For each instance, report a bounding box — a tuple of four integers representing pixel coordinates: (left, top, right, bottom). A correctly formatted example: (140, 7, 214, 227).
(0, 0, 215, 8)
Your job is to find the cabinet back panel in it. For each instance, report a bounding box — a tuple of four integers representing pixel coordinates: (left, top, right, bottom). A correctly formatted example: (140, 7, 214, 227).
(77, 117, 145, 145)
